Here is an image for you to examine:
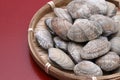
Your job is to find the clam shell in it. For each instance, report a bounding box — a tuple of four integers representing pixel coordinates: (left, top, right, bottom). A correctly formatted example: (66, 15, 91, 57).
(74, 61, 103, 76)
(90, 14, 118, 36)
(51, 17, 72, 40)
(34, 27, 53, 49)
(48, 48, 75, 70)
(54, 8, 73, 23)
(66, 0, 107, 19)
(112, 14, 120, 37)
(106, 1, 117, 17)
(53, 37, 68, 51)
(68, 42, 83, 63)
(45, 18, 55, 35)
(67, 19, 103, 42)
(110, 37, 120, 55)
(81, 37, 111, 59)
(96, 52, 120, 71)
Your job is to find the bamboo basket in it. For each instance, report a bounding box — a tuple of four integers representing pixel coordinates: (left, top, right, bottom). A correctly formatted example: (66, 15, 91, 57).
(28, 0, 120, 80)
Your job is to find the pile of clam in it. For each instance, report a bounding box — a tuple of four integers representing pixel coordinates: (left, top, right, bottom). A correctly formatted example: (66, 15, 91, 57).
(34, 0, 120, 77)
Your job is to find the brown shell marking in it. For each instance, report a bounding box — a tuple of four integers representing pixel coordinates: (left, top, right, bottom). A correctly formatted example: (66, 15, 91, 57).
(81, 37, 111, 59)
(96, 52, 120, 71)
(74, 60, 103, 76)
(51, 17, 72, 40)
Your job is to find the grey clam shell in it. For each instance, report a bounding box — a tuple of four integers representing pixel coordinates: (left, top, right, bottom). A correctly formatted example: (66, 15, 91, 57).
(96, 52, 120, 71)
(112, 14, 120, 37)
(74, 61, 103, 76)
(67, 19, 103, 42)
(110, 37, 120, 55)
(90, 14, 118, 36)
(68, 42, 83, 63)
(48, 48, 75, 70)
(81, 37, 111, 59)
(66, 0, 107, 19)
(54, 8, 73, 23)
(106, 1, 117, 17)
(34, 28, 53, 49)
(45, 18, 55, 35)
(53, 37, 68, 51)
(51, 17, 72, 40)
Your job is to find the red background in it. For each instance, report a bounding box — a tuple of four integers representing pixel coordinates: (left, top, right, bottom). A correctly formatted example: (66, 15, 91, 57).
(0, 0, 56, 80)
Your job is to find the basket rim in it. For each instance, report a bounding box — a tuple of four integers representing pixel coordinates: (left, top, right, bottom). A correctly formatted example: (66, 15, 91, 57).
(28, 0, 120, 80)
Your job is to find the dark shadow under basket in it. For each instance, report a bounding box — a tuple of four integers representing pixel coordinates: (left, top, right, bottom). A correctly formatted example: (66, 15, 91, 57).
(28, 0, 120, 80)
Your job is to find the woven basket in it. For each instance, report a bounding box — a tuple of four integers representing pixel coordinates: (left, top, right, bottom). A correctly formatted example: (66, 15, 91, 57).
(28, 0, 120, 80)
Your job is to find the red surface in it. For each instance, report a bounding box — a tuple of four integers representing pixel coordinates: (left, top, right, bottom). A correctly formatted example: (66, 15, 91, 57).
(0, 0, 56, 80)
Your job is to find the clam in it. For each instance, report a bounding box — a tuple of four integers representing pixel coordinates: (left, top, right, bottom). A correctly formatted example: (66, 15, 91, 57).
(51, 17, 72, 40)
(81, 37, 111, 59)
(34, 27, 53, 49)
(67, 19, 103, 42)
(112, 14, 120, 37)
(90, 14, 118, 36)
(48, 48, 75, 70)
(74, 61, 103, 76)
(106, 1, 117, 17)
(96, 52, 120, 71)
(53, 37, 68, 51)
(45, 18, 55, 35)
(66, 0, 107, 19)
(110, 37, 120, 55)
(54, 8, 73, 23)
(68, 42, 83, 63)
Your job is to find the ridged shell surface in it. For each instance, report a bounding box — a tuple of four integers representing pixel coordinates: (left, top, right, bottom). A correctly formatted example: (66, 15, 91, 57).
(53, 37, 68, 51)
(68, 42, 83, 63)
(48, 48, 75, 70)
(81, 37, 111, 59)
(74, 61, 103, 76)
(67, 19, 103, 42)
(106, 1, 117, 17)
(54, 8, 73, 23)
(112, 14, 120, 37)
(110, 37, 120, 55)
(90, 14, 118, 36)
(66, 0, 107, 19)
(96, 52, 120, 71)
(51, 17, 72, 40)
(34, 28, 53, 49)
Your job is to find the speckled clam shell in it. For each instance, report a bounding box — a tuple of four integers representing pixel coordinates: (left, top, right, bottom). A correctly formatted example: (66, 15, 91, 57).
(96, 52, 120, 71)
(90, 14, 118, 36)
(48, 48, 75, 70)
(54, 8, 73, 23)
(53, 37, 68, 51)
(68, 42, 83, 63)
(51, 17, 72, 40)
(67, 19, 103, 42)
(110, 37, 120, 55)
(66, 0, 107, 19)
(106, 1, 117, 17)
(81, 37, 111, 59)
(34, 28, 53, 49)
(112, 14, 120, 37)
(74, 61, 103, 76)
